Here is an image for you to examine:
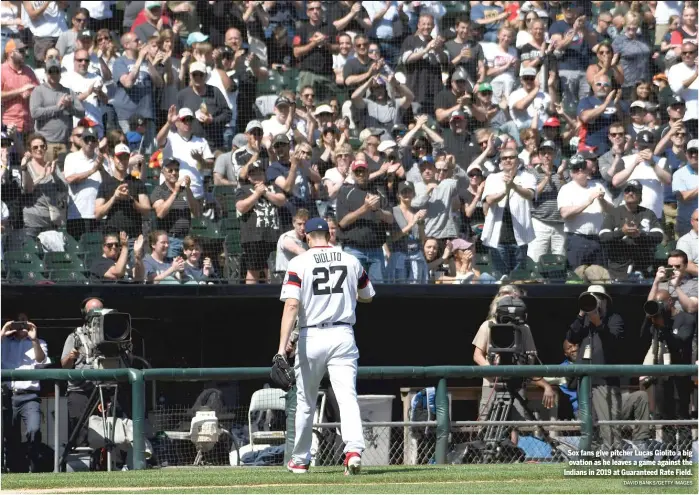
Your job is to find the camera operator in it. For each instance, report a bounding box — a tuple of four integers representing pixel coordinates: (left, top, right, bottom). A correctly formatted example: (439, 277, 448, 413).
(647, 250, 698, 314)
(566, 285, 624, 450)
(1, 314, 50, 473)
(640, 289, 697, 450)
(60, 297, 104, 448)
(472, 292, 556, 445)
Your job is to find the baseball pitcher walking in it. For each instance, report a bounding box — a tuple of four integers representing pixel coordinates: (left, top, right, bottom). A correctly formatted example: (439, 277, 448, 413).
(276, 217, 375, 475)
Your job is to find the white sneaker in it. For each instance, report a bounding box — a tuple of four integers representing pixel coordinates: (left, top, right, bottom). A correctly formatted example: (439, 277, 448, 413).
(344, 451, 361, 475)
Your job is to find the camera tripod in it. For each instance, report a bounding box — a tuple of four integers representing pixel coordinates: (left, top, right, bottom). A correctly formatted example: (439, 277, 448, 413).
(469, 379, 571, 464)
(59, 383, 122, 472)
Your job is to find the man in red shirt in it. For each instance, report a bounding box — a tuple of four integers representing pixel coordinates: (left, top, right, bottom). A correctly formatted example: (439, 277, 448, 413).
(1, 39, 39, 155)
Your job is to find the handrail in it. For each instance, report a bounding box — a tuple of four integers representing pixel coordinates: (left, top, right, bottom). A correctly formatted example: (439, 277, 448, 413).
(3, 365, 696, 470)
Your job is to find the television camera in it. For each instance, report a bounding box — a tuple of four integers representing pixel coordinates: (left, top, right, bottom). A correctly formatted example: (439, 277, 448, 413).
(74, 308, 132, 369)
(488, 296, 535, 365)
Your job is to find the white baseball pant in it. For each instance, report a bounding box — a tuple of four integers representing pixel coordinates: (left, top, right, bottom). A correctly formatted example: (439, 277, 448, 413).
(292, 324, 365, 465)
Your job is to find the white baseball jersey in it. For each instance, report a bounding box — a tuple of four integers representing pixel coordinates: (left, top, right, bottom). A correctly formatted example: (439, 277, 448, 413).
(280, 245, 375, 328)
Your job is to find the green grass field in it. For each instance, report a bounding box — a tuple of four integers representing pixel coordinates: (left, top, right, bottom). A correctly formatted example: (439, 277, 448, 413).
(2, 465, 697, 494)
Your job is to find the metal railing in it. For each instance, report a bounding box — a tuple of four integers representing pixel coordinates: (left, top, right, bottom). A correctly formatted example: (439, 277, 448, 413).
(2, 365, 696, 470)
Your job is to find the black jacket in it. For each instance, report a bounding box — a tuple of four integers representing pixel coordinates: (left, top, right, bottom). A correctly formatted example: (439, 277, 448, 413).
(566, 312, 624, 387)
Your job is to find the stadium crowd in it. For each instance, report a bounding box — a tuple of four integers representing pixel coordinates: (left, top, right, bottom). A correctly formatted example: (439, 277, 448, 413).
(0, 1, 697, 286)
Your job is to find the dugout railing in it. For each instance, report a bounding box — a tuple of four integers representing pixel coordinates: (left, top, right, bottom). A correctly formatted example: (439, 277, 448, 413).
(2, 365, 697, 471)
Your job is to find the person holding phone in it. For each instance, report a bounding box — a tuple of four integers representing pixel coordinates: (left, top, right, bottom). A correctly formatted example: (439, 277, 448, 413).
(1, 315, 50, 473)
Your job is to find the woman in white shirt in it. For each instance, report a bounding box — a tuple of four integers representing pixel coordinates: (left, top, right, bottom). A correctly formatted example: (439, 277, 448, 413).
(0, 0, 21, 56)
(481, 26, 519, 105)
(322, 143, 353, 215)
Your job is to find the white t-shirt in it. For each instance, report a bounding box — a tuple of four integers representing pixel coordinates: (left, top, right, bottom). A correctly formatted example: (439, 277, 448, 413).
(81, 1, 114, 20)
(60, 71, 106, 129)
(557, 179, 612, 235)
(21, 1, 67, 37)
(160, 131, 213, 199)
(508, 87, 551, 130)
(621, 155, 667, 219)
(62, 52, 104, 78)
(668, 62, 699, 121)
(63, 150, 102, 220)
(655, 1, 684, 24)
(323, 167, 348, 210)
(481, 169, 537, 247)
(480, 42, 517, 84)
(280, 246, 375, 328)
(275, 229, 308, 273)
(262, 116, 296, 142)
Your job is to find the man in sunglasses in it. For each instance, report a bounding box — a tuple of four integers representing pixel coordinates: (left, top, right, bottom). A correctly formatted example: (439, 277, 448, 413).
(508, 67, 557, 131)
(29, 58, 85, 163)
(342, 34, 373, 92)
(667, 41, 698, 139)
(655, 96, 687, 155)
(649, 249, 698, 314)
(672, 140, 699, 237)
(60, 49, 108, 139)
(89, 231, 145, 282)
(577, 73, 627, 155)
(1, 39, 39, 156)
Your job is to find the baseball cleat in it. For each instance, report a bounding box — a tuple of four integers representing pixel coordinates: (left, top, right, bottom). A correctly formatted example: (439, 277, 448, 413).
(287, 459, 309, 474)
(344, 451, 361, 475)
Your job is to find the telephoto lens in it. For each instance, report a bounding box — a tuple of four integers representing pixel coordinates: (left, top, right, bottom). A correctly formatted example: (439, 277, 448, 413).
(643, 300, 662, 317)
(579, 293, 599, 312)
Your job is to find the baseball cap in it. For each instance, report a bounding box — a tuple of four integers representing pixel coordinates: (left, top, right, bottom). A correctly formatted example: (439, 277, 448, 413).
(377, 140, 397, 153)
(189, 62, 207, 75)
(475, 82, 493, 93)
(82, 127, 98, 140)
(351, 160, 368, 171)
(305, 218, 329, 234)
(668, 95, 686, 107)
(540, 140, 556, 150)
(630, 100, 647, 110)
(78, 117, 99, 128)
(78, 30, 94, 39)
(450, 110, 466, 121)
(543, 116, 560, 127)
(579, 150, 597, 160)
(177, 108, 194, 120)
(45, 58, 61, 72)
(451, 238, 473, 251)
(128, 114, 146, 128)
(624, 179, 643, 194)
(232, 133, 248, 148)
(275, 95, 292, 107)
(163, 157, 180, 168)
(568, 154, 586, 170)
(520, 67, 537, 77)
(4, 38, 26, 55)
(653, 73, 668, 85)
(451, 67, 468, 82)
(688, 139, 698, 151)
(368, 127, 385, 137)
(272, 133, 290, 146)
(145, 1, 162, 9)
(314, 104, 333, 116)
(114, 144, 131, 156)
(392, 124, 408, 135)
(186, 32, 209, 47)
(636, 130, 656, 149)
(245, 120, 263, 133)
(398, 181, 415, 194)
(249, 160, 264, 170)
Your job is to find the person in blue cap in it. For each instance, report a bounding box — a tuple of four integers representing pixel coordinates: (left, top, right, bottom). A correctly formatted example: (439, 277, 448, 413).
(276, 217, 375, 476)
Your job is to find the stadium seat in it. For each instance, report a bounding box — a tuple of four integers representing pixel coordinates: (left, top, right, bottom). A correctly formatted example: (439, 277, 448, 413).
(62, 233, 81, 254)
(509, 267, 542, 282)
(44, 252, 86, 273)
(4, 252, 44, 274)
(281, 68, 300, 90)
(49, 270, 89, 284)
(474, 253, 491, 269)
(79, 232, 104, 254)
(15, 238, 43, 257)
(655, 244, 670, 262)
(189, 218, 221, 239)
(537, 254, 568, 280)
(7, 269, 47, 283)
(247, 388, 287, 451)
(220, 217, 240, 237)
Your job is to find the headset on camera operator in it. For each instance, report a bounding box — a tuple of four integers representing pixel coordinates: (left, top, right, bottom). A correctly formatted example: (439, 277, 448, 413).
(566, 285, 624, 449)
(1, 313, 50, 473)
(640, 289, 697, 450)
(472, 287, 556, 445)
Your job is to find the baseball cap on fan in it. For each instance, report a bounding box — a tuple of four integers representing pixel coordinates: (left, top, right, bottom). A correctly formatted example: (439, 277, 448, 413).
(635, 130, 656, 149)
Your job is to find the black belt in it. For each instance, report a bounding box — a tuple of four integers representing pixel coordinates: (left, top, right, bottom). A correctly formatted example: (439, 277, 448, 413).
(304, 321, 350, 329)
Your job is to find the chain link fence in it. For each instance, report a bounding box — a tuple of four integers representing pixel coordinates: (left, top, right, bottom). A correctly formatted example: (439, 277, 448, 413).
(146, 405, 697, 467)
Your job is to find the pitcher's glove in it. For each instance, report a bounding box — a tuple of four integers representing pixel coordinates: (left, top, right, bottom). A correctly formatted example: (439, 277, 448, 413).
(270, 353, 295, 391)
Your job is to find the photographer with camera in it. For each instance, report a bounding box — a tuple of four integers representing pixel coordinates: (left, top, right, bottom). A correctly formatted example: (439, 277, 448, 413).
(1, 314, 50, 472)
(647, 250, 698, 314)
(640, 289, 697, 450)
(566, 285, 624, 450)
(472, 292, 556, 446)
(60, 298, 104, 449)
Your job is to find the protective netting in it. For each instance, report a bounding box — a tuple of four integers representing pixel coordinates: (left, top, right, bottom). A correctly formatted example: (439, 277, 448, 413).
(2, 1, 696, 286)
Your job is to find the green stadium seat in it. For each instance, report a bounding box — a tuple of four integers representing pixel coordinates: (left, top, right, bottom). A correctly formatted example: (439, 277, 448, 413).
(281, 68, 300, 90)
(538, 254, 568, 280)
(16, 238, 43, 257)
(214, 185, 237, 201)
(79, 232, 104, 254)
(655, 244, 670, 262)
(62, 234, 81, 254)
(509, 267, 541, 282)
(4, 252, 44, 273)
(474, 252, 491, 268)
(223, 230, 242, 255)
(349, 137, 362, 150)
(189, 218, 221, 239)
(220, 217, 240, 236)
(44, 252, 86, 273)
(49, 270, 89, 284)
(7, 269, 47, 283)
